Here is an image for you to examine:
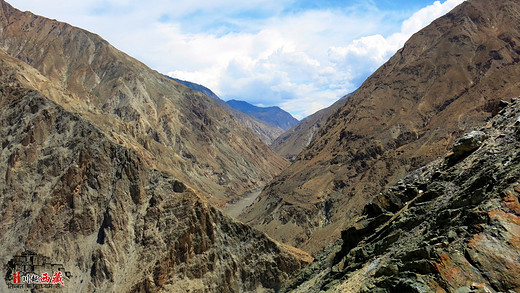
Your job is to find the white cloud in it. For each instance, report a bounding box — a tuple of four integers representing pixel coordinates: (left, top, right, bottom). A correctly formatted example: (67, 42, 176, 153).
(6, 0, 465, 118)
(328, 0, 465, 88)
(329, 35, 394, 81)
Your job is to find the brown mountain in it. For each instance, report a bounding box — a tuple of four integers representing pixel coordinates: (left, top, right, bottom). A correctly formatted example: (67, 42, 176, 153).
(271, 94, 350, 161)
(226, 100, 299, 132)
(170, 78, 285, 144)
(241, 0, 520, 255)
(231, 110, 285, 144)
(284, 97, 520, 292)
(0, 56, 309, 291)
(0, 0, 288, 207)
(0, 1, 309, 291)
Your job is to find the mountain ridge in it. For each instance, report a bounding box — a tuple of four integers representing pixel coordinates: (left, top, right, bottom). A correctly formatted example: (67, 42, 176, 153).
(241, 0, 520, 255)
(0, 0, 288, 206)
(227, 99, 299, 131)
(168, 77, 285, 144)
(0, 75, 309, 291)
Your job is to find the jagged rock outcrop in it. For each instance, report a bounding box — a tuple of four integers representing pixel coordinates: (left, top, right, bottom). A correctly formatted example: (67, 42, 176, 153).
(283, 97, 520, 292)
(241, 0, 520, 254)
(169, 78, 285, 144)
(451, 130, 487, 157)
(271, 94, 350, 161)
(0, 0, 288, 206)
(0, 39, 310, 292)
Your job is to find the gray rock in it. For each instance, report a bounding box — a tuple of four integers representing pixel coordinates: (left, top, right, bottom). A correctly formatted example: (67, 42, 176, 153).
(452, 131, 487, 157)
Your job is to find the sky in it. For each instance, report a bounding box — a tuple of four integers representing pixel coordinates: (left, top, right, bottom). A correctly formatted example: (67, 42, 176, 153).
(8, 0, 465, 119)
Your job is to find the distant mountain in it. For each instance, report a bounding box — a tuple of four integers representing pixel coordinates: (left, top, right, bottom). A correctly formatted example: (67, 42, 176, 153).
(271, 93, 351, 161)
(169, 77, 220, 100)
(241, 0, 520, 255)
(169, 77, 285, 144)
(227, 99, 299, 131)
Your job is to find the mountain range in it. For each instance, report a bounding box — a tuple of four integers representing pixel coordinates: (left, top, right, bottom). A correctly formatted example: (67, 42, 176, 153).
(0, 1, 309, 291)
(169, 77, 287, 144)
(240, 0, 520, 255)
(226, 100, 299, 131)
(2, 0, 520, 291)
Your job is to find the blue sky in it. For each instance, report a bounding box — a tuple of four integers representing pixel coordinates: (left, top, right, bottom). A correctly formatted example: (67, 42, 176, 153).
(7, 0, 465, 119)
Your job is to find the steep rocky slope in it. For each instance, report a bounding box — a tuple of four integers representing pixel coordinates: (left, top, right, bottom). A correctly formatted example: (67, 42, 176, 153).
(283, 97, 520, 292)
(271, 94, 350, 161)
(0, 32, 310, 292)
(241, 0, 520, 254)
(227, 100, 299, 131)
(170, 78, 285, 144)
(0, 0, 287, 206)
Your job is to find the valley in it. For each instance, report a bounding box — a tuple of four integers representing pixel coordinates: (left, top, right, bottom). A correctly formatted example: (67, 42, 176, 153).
(2, 0, 520, 292)
(241, 0, 520, 256)
(221, 188, 262, 219)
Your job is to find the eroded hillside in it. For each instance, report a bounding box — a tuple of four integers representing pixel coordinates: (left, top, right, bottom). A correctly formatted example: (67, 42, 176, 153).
(0, 0, 287, 206)
(0, 40, 310, 292)
(241, 0, 520, 255)
(0, 1, 310, 291)
(284, 97, 520, 292)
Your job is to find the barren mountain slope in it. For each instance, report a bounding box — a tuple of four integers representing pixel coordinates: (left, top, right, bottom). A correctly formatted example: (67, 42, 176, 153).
(231, 110, 285, 144)
(271, 94, 350, 160)
(241, 0, 520, 254)
(284, 97, 520, 293)
(170, 78, 285, 144)
(0, 0, 288, 205)
(0, 44, 310, 292)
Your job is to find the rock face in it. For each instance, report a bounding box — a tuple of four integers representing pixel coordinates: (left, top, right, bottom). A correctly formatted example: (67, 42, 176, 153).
(0, 81, 308, 292)
(0, 0, 288, 206)
(226, 100, 299, 131)
(169, 78, 285, 145)
(451, 130, 487, 157)
(271, 94, 350, 161)
(283, 97, 520, 292)
(0, 1, 309, 292)
(241, 0, 520, 254)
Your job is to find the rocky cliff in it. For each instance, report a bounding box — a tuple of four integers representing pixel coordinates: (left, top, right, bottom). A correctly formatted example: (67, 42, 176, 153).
(0, 1, 309, 292)
(0, 0, 288, 206)
(241, 0, 520, 255)
(0, 82, 308, 292)
(283, 97, 520, 292)
(271, 94, 350, 161)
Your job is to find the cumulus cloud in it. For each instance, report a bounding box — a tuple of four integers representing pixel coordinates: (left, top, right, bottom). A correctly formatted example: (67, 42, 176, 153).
(8, 0, 465, 118)
(329, 0, 465, 87)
